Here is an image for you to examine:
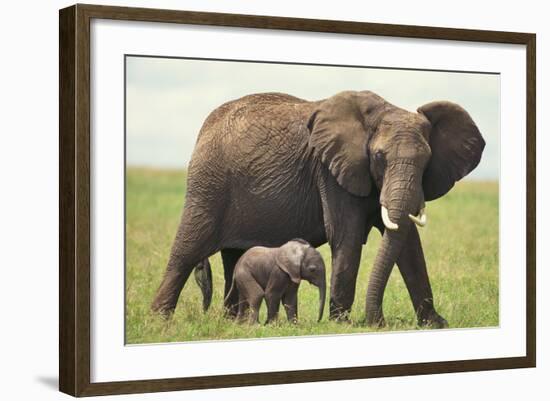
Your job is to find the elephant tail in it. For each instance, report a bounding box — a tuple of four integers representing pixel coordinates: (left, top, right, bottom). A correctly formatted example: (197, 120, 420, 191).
(224, 276, 238, 308)
(193, 259, 213, 312)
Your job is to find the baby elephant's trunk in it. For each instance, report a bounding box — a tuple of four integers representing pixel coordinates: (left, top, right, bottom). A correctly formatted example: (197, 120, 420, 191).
(317, 277, 326, 322)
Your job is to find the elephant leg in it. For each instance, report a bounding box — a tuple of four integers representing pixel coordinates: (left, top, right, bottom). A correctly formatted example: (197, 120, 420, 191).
(236, 293, 249, 323)
(151, 206, 219, 316)
(329, 241, 363, 321)
(396, 225, 448, 328)
(265, 291, 284, 324)
(318, 172, 368, 321)
(151, 255, 202, 316)
(282, 284, 299, 323)
(234, 273, 264, 324)
(247, 290, 264, 324)
(222, 249, 245, 318)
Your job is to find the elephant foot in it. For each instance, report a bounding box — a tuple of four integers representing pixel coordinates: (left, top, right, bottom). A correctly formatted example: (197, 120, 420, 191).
(235, 313, 248, 324)
(418, 311, 448, 329)
(224, 307, 239, 320)
(223, 299, 240, 319)
(329, 301, 352, 323)
(329, 314, 352, 324)
(150, 296, 177, 320)
(329, 312, 352, 323)
(150, 304, 174, 321)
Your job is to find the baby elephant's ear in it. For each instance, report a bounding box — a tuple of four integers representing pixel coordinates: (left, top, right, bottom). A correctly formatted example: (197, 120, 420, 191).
(275, 241, 306, 284)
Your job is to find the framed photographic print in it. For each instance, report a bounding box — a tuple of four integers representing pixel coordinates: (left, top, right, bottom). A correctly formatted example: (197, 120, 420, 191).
(59, 4, 536, 397)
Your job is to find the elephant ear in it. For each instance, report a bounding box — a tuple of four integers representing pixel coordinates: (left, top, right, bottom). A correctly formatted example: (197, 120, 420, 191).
(275, 240, 307, 284)
(418, 101, 486, 201)
(307, 92, 378, 197)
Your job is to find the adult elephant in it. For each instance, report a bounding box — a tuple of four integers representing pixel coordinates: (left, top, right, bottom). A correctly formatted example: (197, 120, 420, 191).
(151, 90, 485, 327)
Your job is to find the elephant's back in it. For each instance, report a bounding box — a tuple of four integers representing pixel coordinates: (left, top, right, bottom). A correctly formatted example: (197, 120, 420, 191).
(215, 94, 316, 194)
(189, 92, 317, 177)
(196, 92, 311, 143)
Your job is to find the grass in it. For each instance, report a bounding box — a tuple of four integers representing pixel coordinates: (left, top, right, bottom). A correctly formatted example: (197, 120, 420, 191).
(125, 167, 499, 344)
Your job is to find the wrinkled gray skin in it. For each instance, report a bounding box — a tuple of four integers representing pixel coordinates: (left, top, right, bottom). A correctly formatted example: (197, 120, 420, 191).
(193, 259, 212, 311)
(152, 90, 485, 327)
(225, 239, 326, 324)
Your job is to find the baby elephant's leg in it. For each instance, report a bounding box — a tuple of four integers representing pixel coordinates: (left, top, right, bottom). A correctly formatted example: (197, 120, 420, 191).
(235, 272, 264, 324)
(265, 289, 285, 324)
(245, 284, 264, 324)
(236, 293, 250, 323)
(248, 295, 263, 324)
(282, 283, 299, 323)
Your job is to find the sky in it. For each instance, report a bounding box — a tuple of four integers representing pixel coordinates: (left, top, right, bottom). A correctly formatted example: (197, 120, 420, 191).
(126, 56, 499, 180)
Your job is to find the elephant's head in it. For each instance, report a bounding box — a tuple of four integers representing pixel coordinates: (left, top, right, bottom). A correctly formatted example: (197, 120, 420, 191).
(307, 91, 485, 325)
(276, 239, 327, 321)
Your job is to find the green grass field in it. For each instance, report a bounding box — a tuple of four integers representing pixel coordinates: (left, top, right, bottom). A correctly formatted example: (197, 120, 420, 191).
(125, 167, 499, 344)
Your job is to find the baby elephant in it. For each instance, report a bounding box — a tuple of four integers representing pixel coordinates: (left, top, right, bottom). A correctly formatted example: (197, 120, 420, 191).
(225, 239, 326, 324)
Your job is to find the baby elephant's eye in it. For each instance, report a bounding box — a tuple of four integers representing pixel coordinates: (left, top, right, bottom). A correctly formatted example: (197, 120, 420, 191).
(307, 265, 316, 272)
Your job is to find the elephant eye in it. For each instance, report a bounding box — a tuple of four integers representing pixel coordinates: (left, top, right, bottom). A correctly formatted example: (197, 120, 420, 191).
(373, 150, 385, 162)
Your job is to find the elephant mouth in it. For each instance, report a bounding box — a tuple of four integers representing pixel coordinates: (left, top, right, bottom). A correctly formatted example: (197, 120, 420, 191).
(408, 206, 427, 227)
(380, 202, 427, 231)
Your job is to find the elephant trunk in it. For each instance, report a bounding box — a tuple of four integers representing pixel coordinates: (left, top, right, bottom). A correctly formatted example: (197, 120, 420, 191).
(366, 162, 423, 326)
(366, 229, 409, 326)
(379, 162, 426, 232)
(317, 276, 326, 322)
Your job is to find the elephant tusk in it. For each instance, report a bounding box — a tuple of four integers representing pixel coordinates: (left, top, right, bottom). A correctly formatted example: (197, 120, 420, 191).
(408, 208, 427, 227)
(381, 206, 399, 231)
